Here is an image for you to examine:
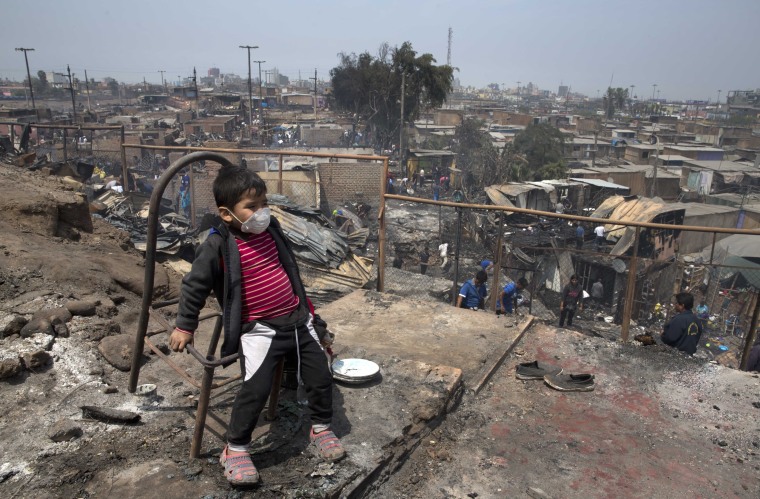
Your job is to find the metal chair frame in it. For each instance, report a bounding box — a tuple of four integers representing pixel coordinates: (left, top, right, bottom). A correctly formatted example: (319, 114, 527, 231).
(128, 152, 283, 458)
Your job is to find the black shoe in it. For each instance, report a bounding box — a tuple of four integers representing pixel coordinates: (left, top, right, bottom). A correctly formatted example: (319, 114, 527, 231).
(544, 373, 595, 392)
(515, 361, 563, 380)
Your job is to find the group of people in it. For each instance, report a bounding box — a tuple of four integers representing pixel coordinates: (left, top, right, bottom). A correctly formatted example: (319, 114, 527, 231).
(573, 223, 608, 252)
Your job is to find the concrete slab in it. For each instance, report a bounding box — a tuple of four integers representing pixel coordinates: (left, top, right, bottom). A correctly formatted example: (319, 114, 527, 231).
(320, 289, 532, 387)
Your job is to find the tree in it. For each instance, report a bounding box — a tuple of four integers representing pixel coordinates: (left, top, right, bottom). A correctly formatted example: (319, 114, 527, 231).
(602, 87, 629, 118)
(330, 42, 454, 150)
(511, 123, 566, 181)
(34, 70, 48, 95)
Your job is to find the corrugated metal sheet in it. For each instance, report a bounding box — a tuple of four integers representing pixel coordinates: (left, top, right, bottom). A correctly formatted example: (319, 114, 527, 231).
(569, 177, 630, 190)
(484, 186, 516, 207)
(592, 195, 686, 256)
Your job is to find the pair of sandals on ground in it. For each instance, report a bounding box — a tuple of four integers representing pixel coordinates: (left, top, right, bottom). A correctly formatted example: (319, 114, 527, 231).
(221, 427, 345, 485)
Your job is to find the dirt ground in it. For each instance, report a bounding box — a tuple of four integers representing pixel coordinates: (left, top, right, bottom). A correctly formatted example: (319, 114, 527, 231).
(374, 324, 760, 498)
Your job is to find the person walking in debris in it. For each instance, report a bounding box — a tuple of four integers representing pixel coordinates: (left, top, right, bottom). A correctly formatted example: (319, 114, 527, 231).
(438, 241, 449, 269)
(392, 249, 403, 269)
(433, 182, 440, 201)
(169, 165, 344, 486)
(480, 258, 494, 273)
(591, 278, 604, 306)
(575, 223, 585, 250)
(419, 244, 430, 275)
(499, 277, 528, 314)
(559, 274, 584, 328)
(457, 270, 488, 310)
(594, 224, 606, 251)
(105, 179, 123, 193)
(661, 292, 703, 355)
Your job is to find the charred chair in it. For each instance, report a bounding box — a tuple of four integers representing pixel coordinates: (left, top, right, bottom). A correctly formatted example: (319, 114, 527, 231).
(128, 152, 284, 458)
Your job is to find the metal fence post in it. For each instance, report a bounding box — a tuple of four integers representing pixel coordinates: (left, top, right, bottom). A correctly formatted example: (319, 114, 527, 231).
(120, 125, 129, 190)
(450, 206, 463, 306)
(740, 293, 760, 370)
(278, 154, 283, 194)
(377, 157, 388, 292)
(620, 226, 641, 342)
(490, 212, 504, 311)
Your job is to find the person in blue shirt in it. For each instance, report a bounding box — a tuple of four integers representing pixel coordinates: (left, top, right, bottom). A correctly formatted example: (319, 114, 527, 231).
(480, 259, 494, 273)
(457, 270, 488, 310)
(499, 277, 528, 314)
(575, 224, 585, 250)
(661, 292, 703, 355)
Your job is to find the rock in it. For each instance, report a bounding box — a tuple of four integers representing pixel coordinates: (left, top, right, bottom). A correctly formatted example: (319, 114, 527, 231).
(0, 358, 23, 380)
(32, 307, 72, 325)
(54, 323, 70, 338)
(48, 419, 83, 442)
(183, 465, 203, 478)
(145, 333, 171, 355)
(70, 319, 121, 341)
(80, 405, 141, 424)
(8, 289, 55, 309)
(97, 334, 135, 371)
(0, 314, 27, 338)
(65, 300, 97, 317)
(20, 318, 54, 338)
(102, 385, 118, 394)
(22, 350, 53, 370)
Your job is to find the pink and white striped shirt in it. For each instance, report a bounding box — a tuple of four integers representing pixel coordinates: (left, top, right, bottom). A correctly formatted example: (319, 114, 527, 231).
(236, 231, 299, 322)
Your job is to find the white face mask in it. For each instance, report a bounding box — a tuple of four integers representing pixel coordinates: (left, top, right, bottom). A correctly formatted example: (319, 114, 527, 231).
(228, 207, 270, 234)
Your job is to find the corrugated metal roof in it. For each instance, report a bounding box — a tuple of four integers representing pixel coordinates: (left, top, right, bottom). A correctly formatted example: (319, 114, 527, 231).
(591, 195, 686, 255)
(569, 177, 631, 190)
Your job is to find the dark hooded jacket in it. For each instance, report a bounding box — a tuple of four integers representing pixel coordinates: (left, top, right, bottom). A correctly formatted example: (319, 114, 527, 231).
(175, 216, 309, 360)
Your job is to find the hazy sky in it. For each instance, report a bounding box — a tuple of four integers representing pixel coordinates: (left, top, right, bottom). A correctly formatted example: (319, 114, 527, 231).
(2, 0, 758, 101)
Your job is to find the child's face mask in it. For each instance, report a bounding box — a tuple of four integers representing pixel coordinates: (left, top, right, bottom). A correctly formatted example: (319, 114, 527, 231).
(228, 207, 271, 234)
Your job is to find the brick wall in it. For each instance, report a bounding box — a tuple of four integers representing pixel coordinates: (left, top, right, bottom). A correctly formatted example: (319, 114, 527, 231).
(300, 126, 346, 146)
(317, 162, 382, 211)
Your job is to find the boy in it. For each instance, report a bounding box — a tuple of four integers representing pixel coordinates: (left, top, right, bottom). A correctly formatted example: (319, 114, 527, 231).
(169, 165, 344, 485)
(457, 270, 488, 310)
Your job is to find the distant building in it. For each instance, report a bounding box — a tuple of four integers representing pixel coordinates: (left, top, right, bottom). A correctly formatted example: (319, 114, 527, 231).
(208, 68, 220, 78)
(558, 85, 568, 98)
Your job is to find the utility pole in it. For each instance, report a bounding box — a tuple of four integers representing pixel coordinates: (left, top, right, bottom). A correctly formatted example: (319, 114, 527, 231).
(254, 60, 266, 146)
(629, 84, 635, 112)
(399, 72, 405, 168)
(192, 67, 200, 112)
(66, 65, 77, 123)
(310, 68, 318, 123)
(239, 44, 259, 139)
(15, 47, 36, 111)
(158, 70, 166, 93)
(84, 69, 91, 111)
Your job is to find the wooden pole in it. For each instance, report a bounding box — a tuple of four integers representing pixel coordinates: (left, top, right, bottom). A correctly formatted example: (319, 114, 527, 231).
(620, 226, 641, 342)
(377, 158, 388, 292)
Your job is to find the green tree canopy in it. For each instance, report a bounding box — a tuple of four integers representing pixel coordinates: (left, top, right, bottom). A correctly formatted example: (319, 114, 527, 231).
(330, 42, 453, 149)
(511, 123, 566, 181)
(603, 87, 629, 118)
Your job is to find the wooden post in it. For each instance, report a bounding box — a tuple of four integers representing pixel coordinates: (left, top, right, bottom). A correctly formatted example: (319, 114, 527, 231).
(620, 227, 641, 342)
(490, 212, 505, 311)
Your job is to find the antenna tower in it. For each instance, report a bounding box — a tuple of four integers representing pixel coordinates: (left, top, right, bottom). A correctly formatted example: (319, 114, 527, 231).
(447, 27, 453, 66)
